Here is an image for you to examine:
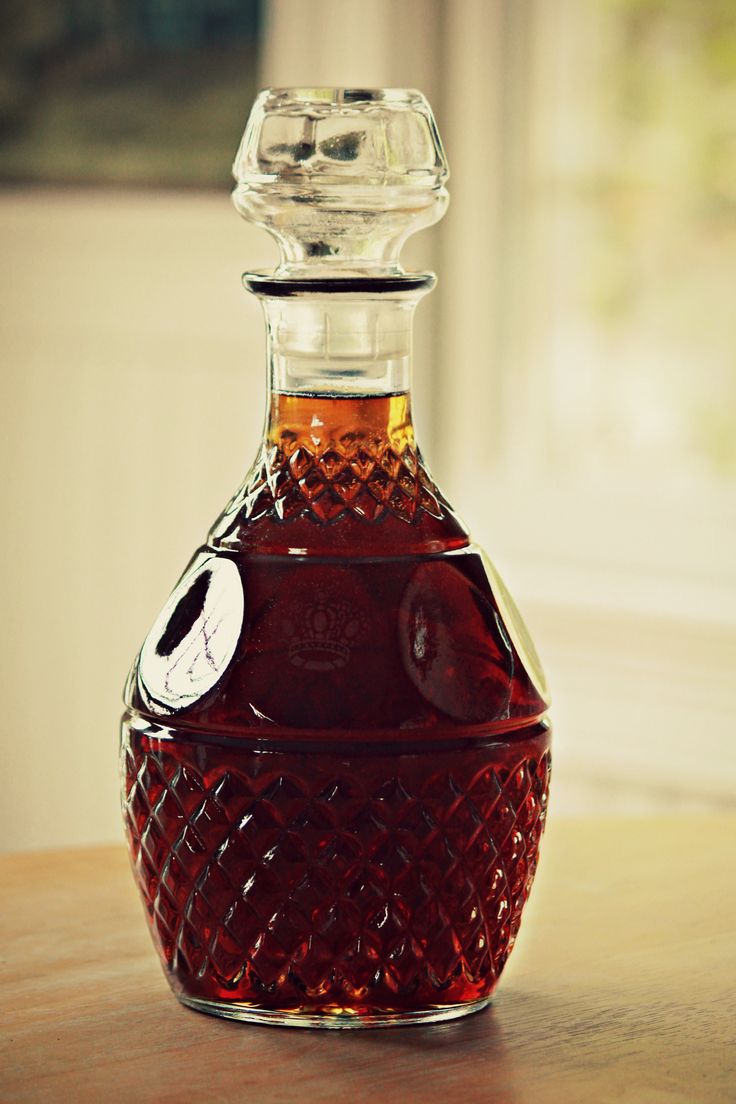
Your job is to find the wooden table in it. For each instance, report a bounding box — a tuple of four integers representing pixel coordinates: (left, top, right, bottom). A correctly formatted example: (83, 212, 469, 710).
(2, 817, 733, 1104)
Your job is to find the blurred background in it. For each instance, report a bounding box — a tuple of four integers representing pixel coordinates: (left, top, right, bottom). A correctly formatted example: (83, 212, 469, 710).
(1, 0, 735, 852)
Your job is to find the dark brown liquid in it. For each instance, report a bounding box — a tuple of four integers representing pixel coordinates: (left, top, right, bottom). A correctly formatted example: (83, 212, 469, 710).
(122, 393, 550, 1021)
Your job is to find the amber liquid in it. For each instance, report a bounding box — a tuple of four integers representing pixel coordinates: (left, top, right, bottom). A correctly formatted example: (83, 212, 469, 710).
(122, 393, 550, 1023)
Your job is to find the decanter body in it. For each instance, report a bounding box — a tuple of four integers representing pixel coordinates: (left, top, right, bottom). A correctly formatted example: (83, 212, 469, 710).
(121, 88, 551, 1027)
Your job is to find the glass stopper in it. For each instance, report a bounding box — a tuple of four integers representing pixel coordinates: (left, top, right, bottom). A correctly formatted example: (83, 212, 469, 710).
(232, 87, 449, 278)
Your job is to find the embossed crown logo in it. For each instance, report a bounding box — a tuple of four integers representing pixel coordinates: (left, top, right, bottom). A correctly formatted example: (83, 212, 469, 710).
(284, 596, 364, 671)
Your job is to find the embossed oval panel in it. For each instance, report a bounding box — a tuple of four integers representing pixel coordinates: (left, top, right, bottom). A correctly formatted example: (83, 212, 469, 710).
(139, 555, 244, 712)
(398, 560, 515, 724)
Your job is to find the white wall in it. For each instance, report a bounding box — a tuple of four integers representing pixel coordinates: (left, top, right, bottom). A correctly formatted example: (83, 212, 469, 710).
(0, 191, 271, 851)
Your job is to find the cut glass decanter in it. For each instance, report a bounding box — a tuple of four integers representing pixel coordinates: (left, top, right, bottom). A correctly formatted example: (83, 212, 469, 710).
(121, 87, 551, 1028)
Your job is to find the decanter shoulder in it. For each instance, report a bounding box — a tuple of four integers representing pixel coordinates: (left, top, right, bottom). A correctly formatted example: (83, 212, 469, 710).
(208, 437, 469, 556)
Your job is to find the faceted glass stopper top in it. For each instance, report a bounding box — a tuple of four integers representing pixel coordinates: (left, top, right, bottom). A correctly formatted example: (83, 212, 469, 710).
(232, 87, 449, 277)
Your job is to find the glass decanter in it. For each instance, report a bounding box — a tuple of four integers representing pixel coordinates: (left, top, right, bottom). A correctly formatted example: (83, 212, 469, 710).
(121, 87, 551, 1028)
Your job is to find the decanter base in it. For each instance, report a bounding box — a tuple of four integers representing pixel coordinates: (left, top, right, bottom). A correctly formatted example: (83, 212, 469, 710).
(177, 993, 492, 1029)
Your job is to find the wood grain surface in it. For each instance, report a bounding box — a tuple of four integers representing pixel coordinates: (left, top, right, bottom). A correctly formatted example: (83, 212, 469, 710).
(2, 816, 734, 1104)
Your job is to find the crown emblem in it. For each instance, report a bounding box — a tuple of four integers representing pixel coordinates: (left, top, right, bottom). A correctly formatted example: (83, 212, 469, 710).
(284, 595, 365, 671)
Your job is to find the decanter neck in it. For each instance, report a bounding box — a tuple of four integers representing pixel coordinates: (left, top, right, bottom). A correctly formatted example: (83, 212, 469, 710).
(210, 276, 469, 555)
(250, 277, 433, 401)
(264, 390, 415, 458)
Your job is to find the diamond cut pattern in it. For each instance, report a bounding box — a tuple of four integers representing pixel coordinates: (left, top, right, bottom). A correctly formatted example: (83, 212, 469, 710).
(237, 439, 447, 525)
(122, 725, 550, 1011)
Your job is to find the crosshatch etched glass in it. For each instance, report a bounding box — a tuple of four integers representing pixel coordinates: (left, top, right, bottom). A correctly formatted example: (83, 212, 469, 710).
(121, 87, 552, 1028)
